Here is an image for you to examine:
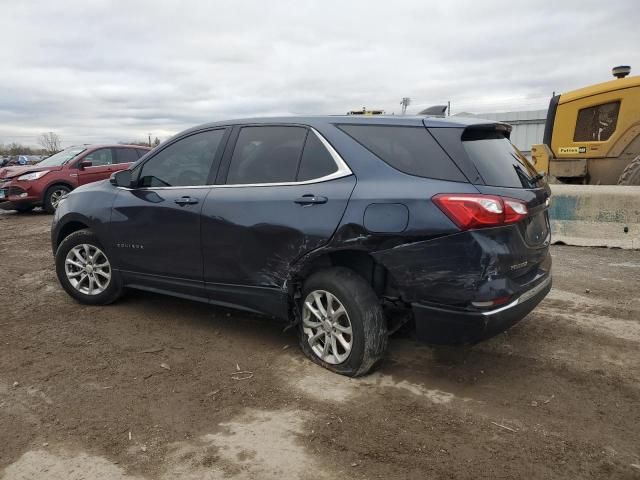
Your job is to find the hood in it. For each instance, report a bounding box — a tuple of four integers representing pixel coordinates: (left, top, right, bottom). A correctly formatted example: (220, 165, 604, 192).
(74, 178, 110, 194)
(0, 165, 62, 180)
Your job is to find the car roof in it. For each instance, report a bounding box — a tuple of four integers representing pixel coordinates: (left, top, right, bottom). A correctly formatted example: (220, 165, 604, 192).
(68, 144, 151, 149)
(180, 114, 504, 136)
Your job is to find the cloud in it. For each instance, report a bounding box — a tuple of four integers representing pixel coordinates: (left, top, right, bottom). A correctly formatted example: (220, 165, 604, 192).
(0, 0, 638, 147)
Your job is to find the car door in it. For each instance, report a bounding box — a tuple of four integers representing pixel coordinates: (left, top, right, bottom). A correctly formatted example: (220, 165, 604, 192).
(77, 148, 116, 185)
(201, 125, 356, 317)
(108, 128, 228, 297)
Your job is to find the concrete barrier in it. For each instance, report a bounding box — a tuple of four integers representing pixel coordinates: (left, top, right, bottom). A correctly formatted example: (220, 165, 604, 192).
(548, 184, 640, 249)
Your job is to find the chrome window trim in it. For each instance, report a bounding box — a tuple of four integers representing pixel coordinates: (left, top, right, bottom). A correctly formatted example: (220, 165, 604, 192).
(118, 127, 352, 191)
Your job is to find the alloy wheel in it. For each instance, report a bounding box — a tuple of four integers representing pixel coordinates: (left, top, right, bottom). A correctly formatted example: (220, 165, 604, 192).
(50, 189, 68, 209)
(64, 244, 111, 295)
(302, 290, 353, 365)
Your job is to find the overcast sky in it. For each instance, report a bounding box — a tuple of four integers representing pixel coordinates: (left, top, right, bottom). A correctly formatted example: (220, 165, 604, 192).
(1, 0, 638, 147)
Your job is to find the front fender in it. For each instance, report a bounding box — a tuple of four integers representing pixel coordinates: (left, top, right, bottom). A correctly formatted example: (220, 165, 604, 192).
(51, 181, 118, 255)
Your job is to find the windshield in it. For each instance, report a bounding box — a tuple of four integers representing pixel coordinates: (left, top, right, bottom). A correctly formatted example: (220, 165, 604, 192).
(37, 146, 87, 168)
(462, 131, 542, 188)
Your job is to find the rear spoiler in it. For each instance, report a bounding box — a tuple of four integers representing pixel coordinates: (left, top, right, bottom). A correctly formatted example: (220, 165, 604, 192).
(461, 122, 512, 141)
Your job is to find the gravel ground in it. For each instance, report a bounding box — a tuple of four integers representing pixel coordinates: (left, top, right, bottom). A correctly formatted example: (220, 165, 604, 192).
(1, 210, 639, 479)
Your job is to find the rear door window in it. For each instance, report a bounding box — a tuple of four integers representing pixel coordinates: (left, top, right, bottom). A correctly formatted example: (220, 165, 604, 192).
(114, 148, 140, 164)
(337, 124, 465, 182)
(461, 130, 541, 188)
(226, 126, 307, 184)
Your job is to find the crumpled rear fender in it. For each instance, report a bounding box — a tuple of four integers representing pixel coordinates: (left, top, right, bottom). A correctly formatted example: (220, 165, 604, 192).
(371, 226, 551, 306)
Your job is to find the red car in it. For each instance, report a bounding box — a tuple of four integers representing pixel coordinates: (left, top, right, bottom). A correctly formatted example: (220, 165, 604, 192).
(0, 144, 150, 213)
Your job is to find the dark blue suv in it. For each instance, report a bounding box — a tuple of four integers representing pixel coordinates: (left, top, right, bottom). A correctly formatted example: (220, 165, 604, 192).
(52, 115, 552, 376)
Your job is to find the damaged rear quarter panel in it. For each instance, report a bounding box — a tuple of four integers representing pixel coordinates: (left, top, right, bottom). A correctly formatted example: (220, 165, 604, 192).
(371, 227, 551, 306)
(292, 129, 552, 308)
(290, 171, 479, 285)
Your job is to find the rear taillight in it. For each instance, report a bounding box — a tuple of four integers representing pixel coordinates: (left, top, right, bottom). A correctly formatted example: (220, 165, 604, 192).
(433, 194, 528, 230)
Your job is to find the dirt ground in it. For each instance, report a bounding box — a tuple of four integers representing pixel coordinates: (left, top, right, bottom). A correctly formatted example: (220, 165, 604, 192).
(1, 210, 639, 480)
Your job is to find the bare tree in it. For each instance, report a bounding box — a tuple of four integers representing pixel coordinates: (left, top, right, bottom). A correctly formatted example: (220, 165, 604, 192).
(38, 132, 62, 155)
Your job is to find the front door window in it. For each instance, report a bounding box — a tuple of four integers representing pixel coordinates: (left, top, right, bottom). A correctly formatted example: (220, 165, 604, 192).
(84, 148, 113, 166)
(138, 130, 225, 187)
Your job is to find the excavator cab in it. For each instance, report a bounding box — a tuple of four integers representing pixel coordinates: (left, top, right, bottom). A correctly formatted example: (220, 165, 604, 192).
(532, 66, 640, 185)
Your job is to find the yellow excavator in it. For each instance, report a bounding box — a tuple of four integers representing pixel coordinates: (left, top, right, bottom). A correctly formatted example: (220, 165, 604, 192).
(532, 66, 640, 185)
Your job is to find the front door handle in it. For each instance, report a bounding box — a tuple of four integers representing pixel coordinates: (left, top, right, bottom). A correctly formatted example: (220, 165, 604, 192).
(175, 196, 199, 206)
(294, 194, 328, 205)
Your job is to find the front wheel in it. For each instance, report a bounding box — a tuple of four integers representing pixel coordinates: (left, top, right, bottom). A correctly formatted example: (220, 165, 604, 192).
(298, 267, 388, 377)
(44, 184, 71, 213)
(55, 229, 123, 305)
(617, 156, 640, 185)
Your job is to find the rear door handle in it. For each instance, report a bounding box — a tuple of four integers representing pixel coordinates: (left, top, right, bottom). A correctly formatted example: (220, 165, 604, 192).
(174, 196, 199, 206)
(294, 194, 328, 205)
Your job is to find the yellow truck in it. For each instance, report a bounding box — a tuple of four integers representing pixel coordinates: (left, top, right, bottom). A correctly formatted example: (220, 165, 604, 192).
(532, 66, 640, 185)
(347, 108, 386, 116)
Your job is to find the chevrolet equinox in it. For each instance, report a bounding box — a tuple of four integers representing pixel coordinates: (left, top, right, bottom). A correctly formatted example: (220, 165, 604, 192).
(52, 116, 552, 376)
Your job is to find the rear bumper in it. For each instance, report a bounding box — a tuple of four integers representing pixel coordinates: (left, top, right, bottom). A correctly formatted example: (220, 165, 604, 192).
(412, 275, 552, 345)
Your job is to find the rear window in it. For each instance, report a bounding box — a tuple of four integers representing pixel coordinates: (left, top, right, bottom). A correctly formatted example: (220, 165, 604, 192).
(337, 125, 466, 182)
(462, 130, 542, 188)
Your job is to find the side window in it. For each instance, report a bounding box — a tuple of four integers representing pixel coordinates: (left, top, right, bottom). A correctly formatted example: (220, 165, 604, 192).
(138, 129, 225, 187)
(574, 101, 620, 141)
(114, 148, 140, 164)
(297, 132, 338, 181)
(338, 124, 465, 182)
(136, 149, 149, 158)
(84, 148, 113, 166)
(226, 126, 307, 185)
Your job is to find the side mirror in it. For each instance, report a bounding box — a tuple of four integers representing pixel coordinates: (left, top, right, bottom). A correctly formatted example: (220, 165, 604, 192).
(110, 170, 133, 188)
(78, 160, 92, 169)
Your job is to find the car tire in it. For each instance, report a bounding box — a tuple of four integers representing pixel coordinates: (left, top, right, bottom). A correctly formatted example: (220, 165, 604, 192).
(44, 184, 71, 214)
(55, 229, 123, 305)
(298, 267, 388, 377)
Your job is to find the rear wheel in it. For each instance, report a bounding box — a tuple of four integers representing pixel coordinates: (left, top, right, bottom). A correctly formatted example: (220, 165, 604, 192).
(298, 267, 388, 377)
(55, 229, 123, 305)
(617, 156, 640, 185)
(44, 184, 71, 213)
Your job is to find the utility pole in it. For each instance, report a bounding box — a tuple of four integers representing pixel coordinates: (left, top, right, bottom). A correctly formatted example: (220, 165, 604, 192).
(447, 100, 451, 116)
(148, 133, 152, 147)
(400, 97, 411, 115)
